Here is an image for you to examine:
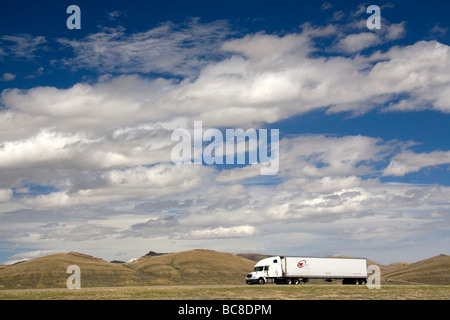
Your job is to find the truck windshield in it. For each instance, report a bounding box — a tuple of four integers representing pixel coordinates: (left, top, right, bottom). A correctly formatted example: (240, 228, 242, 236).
(254, 266, 264, 272)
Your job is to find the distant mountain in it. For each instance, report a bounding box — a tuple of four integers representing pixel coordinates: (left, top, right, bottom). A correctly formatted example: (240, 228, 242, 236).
(144, 250, 169, 257)
(237, 253, 273, 262)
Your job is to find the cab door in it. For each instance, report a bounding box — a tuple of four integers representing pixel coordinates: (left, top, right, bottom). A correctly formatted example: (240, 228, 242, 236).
(263, 265, 269, 277)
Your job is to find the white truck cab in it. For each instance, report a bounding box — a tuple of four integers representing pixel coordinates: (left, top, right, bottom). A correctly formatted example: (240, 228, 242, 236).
(245, 256, 282, 284)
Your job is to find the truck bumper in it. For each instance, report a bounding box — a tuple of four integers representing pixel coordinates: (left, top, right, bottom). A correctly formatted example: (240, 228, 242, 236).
(246, 279, 260, 285)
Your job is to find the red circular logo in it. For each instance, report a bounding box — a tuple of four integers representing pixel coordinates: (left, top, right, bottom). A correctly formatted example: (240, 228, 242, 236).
(297, 260, 306, 268)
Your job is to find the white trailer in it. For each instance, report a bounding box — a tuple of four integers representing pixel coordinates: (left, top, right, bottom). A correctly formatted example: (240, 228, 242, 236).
(246, 256, 367, 285)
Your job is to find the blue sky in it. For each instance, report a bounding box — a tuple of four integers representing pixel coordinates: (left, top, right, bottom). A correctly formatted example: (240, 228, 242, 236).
(0, 0, 449, 265)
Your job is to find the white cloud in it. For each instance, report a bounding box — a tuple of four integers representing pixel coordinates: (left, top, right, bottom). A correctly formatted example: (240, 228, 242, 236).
(336, 22, 405, 53)
(385, 22, 406, 40)
(3, 250, 59, 265)
(108, 11, 124, 21)
(430, 24, 448, 37)
(349, 4, 367, 18)
(181, 225, 257, 239)
(21, 163, 215, 209)
(337, 32, 381, 53)
(0, 130, 86, 169)
(1, 73, 16, 81)
(40, 223, 118, 241)
(321, 2, 333, 10)
(0, 34, 47, 60)
(0, 189, 13, 202)
(57, 19, 231, 77)
(278, 135, 390, 178)
(215, 164, 261, 183)
(383, 150, 450, 176)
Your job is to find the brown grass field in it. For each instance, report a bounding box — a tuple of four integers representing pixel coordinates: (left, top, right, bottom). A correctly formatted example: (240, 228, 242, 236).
(0, 284, 448, 300)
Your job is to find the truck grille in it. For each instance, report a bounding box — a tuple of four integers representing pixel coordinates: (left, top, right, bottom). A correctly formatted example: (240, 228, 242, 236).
(246, 273, 252, 278)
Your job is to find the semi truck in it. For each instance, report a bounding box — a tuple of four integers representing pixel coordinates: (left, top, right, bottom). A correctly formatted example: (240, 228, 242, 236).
(246, 256, 367, 285)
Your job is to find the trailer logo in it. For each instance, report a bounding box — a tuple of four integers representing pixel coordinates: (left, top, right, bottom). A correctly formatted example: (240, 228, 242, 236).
(297, 260, 307, 268)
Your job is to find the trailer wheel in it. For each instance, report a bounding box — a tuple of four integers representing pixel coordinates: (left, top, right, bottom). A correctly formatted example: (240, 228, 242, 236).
(285, 278, 292, 285)
(293, 278, 300, 285)
(358, 278, 366, 285)
(258, 278, 265, 285)
(342, 279, 352, 285)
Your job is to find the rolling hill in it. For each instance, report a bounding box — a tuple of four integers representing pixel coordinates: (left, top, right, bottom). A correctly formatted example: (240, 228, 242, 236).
(382, 254, 450, 285)
(126, 249, 255, 285)
(0, 252, 139, 289)
(0, 250, 448, 289)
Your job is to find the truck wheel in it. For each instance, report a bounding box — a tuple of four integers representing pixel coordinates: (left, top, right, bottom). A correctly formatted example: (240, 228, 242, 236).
(258, 278, 265, 285)
(285, 278, 292, 285)
(357, 278, 366, 285)
(293, 278, 299, 285)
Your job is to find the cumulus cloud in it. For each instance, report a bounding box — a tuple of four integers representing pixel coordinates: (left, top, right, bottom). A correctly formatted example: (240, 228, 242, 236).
(278, 134, 391, 179)
(337, 32, 381, 53)
(178, 35, 449, 122)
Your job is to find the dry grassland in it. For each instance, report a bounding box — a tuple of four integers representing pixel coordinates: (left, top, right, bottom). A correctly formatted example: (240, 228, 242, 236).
(0, 284, 448, 300)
